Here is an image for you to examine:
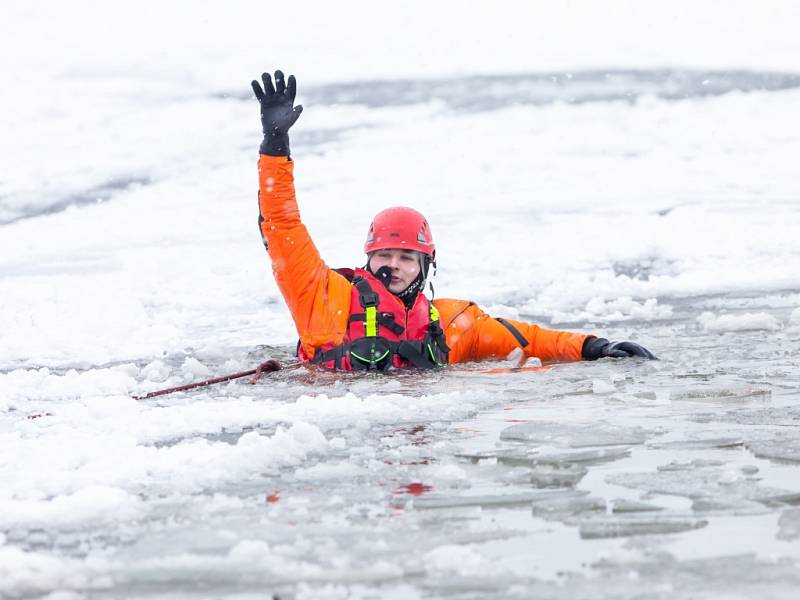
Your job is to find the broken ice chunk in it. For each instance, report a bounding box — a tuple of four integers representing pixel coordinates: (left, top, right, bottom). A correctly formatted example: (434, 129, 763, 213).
(657, 459, 725, 471)
(531, 493, 605, 519)
(531, 446, 632, 466)
(592, 379, 617, 394)
(746, 440, 800, 463)
(579, 516, 708, 539)
(460, 446, 631, 468)
(610, 499, 663, 513)
(500, 421, 650, 447)
(670, 386, 771, 402)
(777, 508, 800, 541)
(607, 468, 799, 511)
(530, 464, 588, 488)
(648, 436, 744, 450)
(412, 491, 543, 510)
(691, 498, 768, 515)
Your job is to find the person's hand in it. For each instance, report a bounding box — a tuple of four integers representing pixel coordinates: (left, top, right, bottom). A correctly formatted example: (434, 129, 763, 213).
(252, 70, 303, 156)
(582, 337, 657, 360)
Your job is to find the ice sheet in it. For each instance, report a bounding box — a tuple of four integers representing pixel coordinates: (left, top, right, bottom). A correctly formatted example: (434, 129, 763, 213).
(3, 2, 800, 598)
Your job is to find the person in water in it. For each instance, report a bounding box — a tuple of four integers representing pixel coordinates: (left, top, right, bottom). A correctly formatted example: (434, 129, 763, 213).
(253, 70, 655, 371)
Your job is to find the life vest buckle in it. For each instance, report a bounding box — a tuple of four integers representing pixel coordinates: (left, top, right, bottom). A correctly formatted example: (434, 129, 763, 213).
(349, 337, 393, 371)
(359, 291, 379, 307)
(353, 276, 380, 307)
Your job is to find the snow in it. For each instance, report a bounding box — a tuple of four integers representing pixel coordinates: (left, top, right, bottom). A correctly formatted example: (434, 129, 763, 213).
(3, 0, 800, 598)
(0, 486, 143, 531)
(552, 296, 672, 324)
(423, 544, 493, 575)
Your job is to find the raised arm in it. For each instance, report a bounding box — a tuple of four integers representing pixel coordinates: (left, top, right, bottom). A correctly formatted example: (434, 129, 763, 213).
(253, 70, 351, 354)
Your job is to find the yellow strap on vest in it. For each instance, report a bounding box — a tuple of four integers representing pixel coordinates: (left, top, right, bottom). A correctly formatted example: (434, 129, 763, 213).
(365, 306, 378, 337)
(430, 305, 439, 322)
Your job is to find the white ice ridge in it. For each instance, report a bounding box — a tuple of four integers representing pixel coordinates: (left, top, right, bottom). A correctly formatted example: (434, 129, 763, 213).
(697, 311, 781, 332)
(551, 297, 672, 324)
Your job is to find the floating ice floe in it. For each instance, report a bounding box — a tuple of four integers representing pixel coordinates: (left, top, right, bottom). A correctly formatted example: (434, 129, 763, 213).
(697, 311, 781, 332)
(550, 296, 672, 324)
(610, 499, 664, 513)
(669, 386, 771, 403)
(422, 544, 492, 576)
(648, 435, 744, 449)
(529, 464, 588, 488)
(0, 366, 138, 403)
(411, 491, 545, 510)
(0, 485, 143, 531)
(530, 490, 605, 520)
(606, 464, 800, 512)
(591, 378, 617, 394)
(180, 356, 211, 377)
(499, 421, 652, 447)
(461, 445, 633, 468)
(293, 461, 369, 482)
(579, 516, 708, 539)
(777, 508, 800, 541)
(746, 439, 800, 463)
(689, 406, 800, 427)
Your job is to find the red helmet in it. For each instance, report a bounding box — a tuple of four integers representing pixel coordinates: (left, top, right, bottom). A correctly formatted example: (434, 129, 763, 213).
(364, 207, 435, 257)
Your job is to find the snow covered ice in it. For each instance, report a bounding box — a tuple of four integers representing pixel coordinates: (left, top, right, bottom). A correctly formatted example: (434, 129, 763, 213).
(3, 1, 800, 598)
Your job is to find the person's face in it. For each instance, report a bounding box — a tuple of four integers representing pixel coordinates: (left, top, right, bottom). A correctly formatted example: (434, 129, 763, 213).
(368, 249, 421, 293)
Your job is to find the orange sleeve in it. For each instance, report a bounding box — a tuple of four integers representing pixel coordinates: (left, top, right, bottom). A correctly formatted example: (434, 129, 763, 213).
(257, 155, 351, 357)
(433, 299, 588, 364)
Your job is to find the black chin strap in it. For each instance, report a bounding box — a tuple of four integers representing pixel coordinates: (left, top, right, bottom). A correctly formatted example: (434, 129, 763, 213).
(395, 271, 425, 307)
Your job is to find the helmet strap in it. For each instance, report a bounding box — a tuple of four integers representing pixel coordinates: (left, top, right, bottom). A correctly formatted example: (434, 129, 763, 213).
(395, 271, 425, 308)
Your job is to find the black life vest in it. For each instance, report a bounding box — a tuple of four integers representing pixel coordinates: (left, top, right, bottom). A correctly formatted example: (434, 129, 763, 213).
(309, 268, 449, 371)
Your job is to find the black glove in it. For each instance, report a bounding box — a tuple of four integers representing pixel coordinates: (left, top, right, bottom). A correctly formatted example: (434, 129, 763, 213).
(582, 337, 657, 360)
(251, 70, 303, 157)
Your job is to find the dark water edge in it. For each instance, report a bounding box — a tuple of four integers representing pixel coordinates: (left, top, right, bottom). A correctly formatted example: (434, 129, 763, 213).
(4, 68, 798, 226)
(0, 176, 151, 226)
(226, 68, 800, 109)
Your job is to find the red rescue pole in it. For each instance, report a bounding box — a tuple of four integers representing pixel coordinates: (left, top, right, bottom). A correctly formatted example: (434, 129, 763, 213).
(132, 359, 281, 400)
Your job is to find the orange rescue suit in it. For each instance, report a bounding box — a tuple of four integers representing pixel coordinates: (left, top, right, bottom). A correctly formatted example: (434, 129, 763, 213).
(257, 155, 588, 365)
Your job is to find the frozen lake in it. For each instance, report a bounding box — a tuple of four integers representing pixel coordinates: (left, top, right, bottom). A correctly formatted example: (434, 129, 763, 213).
(3, 3, 800, 597)
(3, 290, 800, 599)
